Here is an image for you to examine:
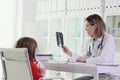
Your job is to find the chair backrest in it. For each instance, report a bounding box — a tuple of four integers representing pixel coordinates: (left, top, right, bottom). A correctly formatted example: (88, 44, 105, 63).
(0, 48, 33, 80)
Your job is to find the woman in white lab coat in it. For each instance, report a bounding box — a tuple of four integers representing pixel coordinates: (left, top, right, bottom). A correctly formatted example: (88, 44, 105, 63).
(62, 14, 115, 80)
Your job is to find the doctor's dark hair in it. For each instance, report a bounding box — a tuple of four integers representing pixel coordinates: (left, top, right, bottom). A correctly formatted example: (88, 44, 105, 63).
(15, 37, 37, 61)
(86, 14, 106, 38)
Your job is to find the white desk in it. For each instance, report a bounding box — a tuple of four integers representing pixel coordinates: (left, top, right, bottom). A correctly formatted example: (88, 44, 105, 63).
(43, 61, 120, 80)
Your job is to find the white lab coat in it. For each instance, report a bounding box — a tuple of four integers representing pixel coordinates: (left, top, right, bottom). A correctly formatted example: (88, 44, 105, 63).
(71, 33, 115, 64)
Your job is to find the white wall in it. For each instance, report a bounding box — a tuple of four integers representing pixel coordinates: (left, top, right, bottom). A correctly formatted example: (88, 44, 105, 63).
(0, 0, 17, 79)
(0, 0, 16, 47)
(16, 0, 45, 53)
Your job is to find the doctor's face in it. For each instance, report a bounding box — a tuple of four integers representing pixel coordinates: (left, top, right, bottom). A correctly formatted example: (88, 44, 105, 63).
(85, 21, 96, 37)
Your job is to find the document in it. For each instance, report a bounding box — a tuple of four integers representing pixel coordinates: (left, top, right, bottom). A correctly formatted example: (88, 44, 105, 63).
(96, 63, 120, 66)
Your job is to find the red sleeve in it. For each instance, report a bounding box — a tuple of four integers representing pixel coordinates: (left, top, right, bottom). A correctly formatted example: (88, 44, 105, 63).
(30, 60, 43, 80)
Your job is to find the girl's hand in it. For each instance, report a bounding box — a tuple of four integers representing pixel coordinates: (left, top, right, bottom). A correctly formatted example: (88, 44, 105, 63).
(37, 61, 45, 76)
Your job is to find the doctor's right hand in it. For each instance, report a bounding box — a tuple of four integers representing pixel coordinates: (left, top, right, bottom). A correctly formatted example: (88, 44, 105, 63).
(62, 45, 72, 57)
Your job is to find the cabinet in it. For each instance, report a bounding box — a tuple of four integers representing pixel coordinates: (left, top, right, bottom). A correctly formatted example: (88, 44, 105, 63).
(40, 17, 84, 60)
(66, 18, 83, 54)
(106, 16, 120, 52)
(38, 17, 85, 79)
(49, 19, 63, 60)
(106, 15, 120, 63)
(39, 19, 48, 52)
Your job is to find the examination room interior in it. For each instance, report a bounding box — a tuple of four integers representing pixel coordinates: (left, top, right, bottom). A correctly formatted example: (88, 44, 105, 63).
(0, 0, 120, 80)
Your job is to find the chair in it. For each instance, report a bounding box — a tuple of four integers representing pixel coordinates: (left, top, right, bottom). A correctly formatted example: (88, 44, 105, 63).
(0, 48, 64, 80)
(0, 48, 33, 80)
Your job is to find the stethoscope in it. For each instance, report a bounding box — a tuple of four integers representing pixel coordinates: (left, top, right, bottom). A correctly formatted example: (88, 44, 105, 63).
(87, 35, 104, 56)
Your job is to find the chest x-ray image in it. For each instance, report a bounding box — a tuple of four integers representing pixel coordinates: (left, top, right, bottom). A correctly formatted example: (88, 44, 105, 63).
(56, 32, 64, 47)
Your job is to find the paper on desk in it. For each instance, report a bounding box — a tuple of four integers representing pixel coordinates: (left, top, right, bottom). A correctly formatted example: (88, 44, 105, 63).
(96, 63, 120, 66)
(48, 60, 68, 64)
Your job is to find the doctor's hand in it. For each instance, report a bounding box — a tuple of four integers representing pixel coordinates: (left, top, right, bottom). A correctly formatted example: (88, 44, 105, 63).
(76, 56, 87, 63)
(62, 45, 72, 57)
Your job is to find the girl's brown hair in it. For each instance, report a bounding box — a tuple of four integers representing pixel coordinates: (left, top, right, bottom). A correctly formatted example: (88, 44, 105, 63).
(16, 37, 37, 61)
(86, 14, 106, 38)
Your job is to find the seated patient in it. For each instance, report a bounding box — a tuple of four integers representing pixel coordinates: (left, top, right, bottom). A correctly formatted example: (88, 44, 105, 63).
(15, 37, 45, 80)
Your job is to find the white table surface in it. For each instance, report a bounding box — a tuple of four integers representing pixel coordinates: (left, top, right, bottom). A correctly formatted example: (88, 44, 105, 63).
(43, 61, 120, 80)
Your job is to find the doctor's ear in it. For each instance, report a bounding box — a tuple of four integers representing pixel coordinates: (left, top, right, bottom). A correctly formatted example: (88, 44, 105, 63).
(93, 24, 97, 30)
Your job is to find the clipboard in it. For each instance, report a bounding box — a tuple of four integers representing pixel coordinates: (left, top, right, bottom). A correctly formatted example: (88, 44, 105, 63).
(56, 32, 64, 47)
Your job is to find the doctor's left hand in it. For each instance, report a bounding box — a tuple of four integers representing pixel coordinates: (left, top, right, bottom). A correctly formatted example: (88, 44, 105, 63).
(76, 56, 87, 63)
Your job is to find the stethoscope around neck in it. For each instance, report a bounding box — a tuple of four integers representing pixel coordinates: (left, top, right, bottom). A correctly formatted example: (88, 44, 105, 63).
(87, 35, 104, 56)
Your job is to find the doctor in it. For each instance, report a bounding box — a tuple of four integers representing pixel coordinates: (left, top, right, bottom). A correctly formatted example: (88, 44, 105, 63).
(62, 14, 115, 80)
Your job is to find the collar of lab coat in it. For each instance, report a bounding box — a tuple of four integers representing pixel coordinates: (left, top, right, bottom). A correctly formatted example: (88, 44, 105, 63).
(92, 33, 106, 42)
